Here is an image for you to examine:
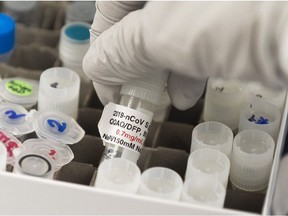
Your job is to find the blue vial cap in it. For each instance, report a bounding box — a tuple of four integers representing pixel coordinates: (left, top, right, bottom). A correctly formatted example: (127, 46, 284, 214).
(64, 23, 90, 42)
(0, 13, 15, 54)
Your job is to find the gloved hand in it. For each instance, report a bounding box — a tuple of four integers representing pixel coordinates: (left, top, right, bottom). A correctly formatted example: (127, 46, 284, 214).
(83, 1, 288, 110)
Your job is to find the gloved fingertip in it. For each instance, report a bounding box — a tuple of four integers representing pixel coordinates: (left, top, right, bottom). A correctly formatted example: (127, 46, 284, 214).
(167, 74, 207, 110)
(93, 82, 121, 106)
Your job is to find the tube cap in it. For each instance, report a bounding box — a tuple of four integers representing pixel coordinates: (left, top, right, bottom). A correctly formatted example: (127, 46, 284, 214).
(120, 71, 169, 105)
(31, 110, 85, 145)
(22, 138, 74, 171)
(138, 167, 183, 200)
(0, 77, 39, 108)
(38, 67, 80, 119)
(0, 103, 34, 136)
(230, 129, 275, 191)
(0, 129, 22, 165)
(14, 153, 55, 179)
(0, 13, 15, 54)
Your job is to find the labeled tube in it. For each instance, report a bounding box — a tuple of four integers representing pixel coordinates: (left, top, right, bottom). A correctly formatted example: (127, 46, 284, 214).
(98, 71, 168, 163)
(138, 167, 183, 200)
(94, 158, 141, 194)
(238, 100, 281, 141)
(191, 121, 233, 158)
(203, 78, 247, 131)
(247, 81, 286, 113)
(37, 67, 80, 119)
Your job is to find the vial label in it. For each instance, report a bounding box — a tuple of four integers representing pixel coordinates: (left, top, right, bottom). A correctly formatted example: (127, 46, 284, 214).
(98, 102, 153, 154)
(5, 80, 33, 96)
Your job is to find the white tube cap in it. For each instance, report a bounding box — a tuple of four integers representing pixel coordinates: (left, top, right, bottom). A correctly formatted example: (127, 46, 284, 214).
(38, 67, 80, 119)
(185, 149, 230, 189)
(238, 100, 281, 141)
(191, 121, 233, 158)
(0, 77, 39, 109)
(0, 103, 34, 136)
(138, 167, 183, 200)
(181, 176, 226, 208)
(32, 110, 85, 145)
(247, 81, 287, 112)
(230, 130, 275, 191)
(22, 138, 74, 172)
(203, 78, 247, 131)
(94, 158, 141, 194)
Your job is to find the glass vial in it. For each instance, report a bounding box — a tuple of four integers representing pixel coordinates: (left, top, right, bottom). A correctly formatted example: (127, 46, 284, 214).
(99, 71, 168, 163)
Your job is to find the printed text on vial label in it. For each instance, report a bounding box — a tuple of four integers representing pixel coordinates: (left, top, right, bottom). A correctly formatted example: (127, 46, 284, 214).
(98, 103, 153, 153)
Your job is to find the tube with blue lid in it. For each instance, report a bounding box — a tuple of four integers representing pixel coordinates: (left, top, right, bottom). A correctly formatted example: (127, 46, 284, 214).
(0, 13, 15, 62)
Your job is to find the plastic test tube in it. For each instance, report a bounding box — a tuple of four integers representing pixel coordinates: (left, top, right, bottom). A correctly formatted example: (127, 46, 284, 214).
(247, 81, 287, 113)
(185, 148, 230, 189)
(191, 121, 233, 158)
(59, 22, 90, 82)
(22, 138, 74, 172)
(37, 67, 80, 119)
(13, 152, 55, 179)
(99, 71, 168, 163)
(94, 158, 141, 194)
(138, 167, 183, 201)
(181, 176, 226, 208)
(0, 13, 15, 62)
(238, 100, 281, 141)
(203, 78, 247, 131)
(230, 129, 275, 191)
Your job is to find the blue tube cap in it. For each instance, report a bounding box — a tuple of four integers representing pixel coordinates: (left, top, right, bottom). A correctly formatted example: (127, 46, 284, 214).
(0, 13, 15, 54)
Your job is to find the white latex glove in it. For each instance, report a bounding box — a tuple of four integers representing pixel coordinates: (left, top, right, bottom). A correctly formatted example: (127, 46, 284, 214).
(83, 1, 288, 110)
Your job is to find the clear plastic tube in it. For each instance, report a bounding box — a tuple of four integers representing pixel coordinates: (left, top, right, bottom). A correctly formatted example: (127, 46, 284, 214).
(99, 72, 168, 163)
(100, 95, 155, 163)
